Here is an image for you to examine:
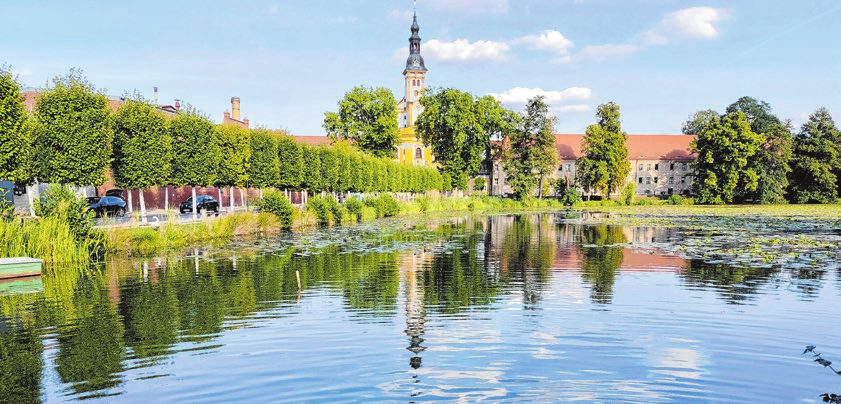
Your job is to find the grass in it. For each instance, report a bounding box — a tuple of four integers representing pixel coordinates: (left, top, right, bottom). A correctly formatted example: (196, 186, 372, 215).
(0, 216, 103, 264)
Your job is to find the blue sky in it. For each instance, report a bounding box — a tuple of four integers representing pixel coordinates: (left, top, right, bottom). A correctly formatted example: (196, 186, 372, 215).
(3, 0, 839, 135)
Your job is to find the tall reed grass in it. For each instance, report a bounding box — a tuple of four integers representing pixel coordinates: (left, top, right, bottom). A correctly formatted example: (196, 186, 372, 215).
(0, 216, 103, 264)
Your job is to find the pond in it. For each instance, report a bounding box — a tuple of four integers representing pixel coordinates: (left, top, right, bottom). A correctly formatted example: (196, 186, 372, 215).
(2, 212, 840, 402)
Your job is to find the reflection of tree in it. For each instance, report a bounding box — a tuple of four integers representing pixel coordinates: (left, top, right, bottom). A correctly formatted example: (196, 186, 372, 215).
(423, 223, 501, 313)
(681, 260, 778, 304)
(118, 271, 179, 362)
(54, 274, 125, 396)
(578, 225, 627, 305)
(497, 215, 555, 307)
(0, 325, 43, 402)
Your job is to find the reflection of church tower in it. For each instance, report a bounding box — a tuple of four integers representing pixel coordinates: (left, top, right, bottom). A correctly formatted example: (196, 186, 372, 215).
(396, 5, 433, 166)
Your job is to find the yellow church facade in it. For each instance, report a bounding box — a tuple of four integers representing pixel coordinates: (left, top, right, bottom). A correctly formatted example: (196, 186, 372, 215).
(395, 10, 435, 167)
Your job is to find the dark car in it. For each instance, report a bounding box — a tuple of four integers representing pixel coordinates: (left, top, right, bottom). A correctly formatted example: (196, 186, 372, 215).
(87, 196, 127, 218)
(179, 195, 219, 215)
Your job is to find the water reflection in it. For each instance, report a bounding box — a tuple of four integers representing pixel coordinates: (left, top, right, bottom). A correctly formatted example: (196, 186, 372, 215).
(0, 212, 837, 402)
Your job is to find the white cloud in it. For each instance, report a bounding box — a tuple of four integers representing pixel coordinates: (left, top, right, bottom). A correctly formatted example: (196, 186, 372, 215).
(428, 0, 509, 14)
(424, 39, 510, 62)
(512, 30, 574, 62)
(489, 87, 592, 105)
(643, 7, 730, 45)
(555, 104, 591, 113)
(577, 44, 640, 61)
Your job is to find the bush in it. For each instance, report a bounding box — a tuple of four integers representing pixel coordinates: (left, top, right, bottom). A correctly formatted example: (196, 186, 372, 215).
(620, 182, 636, 206)
(559, 188, 582, 206)
(0, 190, 15, 222)
(344, 197, 364, 222)
(327, 196, 344, 224)
(634, 198, 653, 206)
(256, 190, 294, 229)
(416, 196, 430, 213)
(33, 185, 95, 243)
(307, 195, 340, 226)
(364, 194, 401, 218)
(473, 177, 485, 191)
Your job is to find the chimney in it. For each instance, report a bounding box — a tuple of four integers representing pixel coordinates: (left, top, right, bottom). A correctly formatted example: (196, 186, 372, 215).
(175, 99, 181, 111)
(153, 86, 159, 105)
(231, 97, 241, 120)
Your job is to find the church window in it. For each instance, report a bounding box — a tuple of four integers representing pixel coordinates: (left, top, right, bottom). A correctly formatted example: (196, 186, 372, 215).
(415, 148, 422, 159)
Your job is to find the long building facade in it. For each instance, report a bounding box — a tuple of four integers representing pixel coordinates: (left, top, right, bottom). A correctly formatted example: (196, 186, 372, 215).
(487, 134, 696, 198)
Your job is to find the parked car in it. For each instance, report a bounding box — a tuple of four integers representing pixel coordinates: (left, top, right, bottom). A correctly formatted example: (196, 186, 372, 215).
(87, 196, 127, 218)
(105, 189, 126, 200)
(179, 195, 219, 215)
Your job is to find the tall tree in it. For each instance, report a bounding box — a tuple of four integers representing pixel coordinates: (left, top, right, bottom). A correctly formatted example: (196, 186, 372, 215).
(415, 88, 516, 191)
(32, 68, 113, 186)
(788, 108, 841, 203)
(277, 135, 303, 192)
(0, 67, 31, 186)
(690, 112, 764, 204)
(170, 109, 219, 219)
(112, 98, 173, 220)
(502, 96, 558, 199)
(323, 86, 399, 158)
(576, 102, 631, 199)
(300, 146, 323, 193)
(247, 129, 280, 199)
(215, 124, 251, 213)
(681, 109, 719, 135)
(726, 96, 792, 203)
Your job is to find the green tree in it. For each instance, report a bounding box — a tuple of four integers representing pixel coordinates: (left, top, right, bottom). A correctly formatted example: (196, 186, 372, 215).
(415, 88, 515, 191)
(32, 68, 113, 186)
(0, 67, 32, 185)
(681, 109, 719, 135)
(277, 135, 303, 191)
(318, 146, 339, 193)
(215, 124, 251, 213)
(247, 129, 280, 198)
(726, 96, 792, 204)
(300, 146, 323, 193)
(323, 86, 399, 158)
(170, 110, 220, 218)
(576, 102, 631, 199)
(788, 108, 841, 203)
(502, 96, 558, 199)
(112, 98, 173, 220)
(690, 112, 764, 204)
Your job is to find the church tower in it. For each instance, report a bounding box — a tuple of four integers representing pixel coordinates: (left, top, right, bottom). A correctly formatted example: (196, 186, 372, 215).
(401, 7, 427, 128)
(395, 3, 433, 166)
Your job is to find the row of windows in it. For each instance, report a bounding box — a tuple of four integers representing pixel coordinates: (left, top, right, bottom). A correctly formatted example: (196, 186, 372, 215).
(638, 176, 687, 185)
(638, 162, 688, 171)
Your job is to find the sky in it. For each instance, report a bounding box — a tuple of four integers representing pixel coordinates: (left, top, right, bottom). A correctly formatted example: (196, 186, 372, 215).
(2, 0, 840, 136)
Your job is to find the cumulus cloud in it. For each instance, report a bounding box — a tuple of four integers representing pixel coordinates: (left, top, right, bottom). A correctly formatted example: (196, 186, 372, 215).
(643, 7, 730, 45)
(424, 39, 511, 62)
(512, 30, 574, 62)
(428, 0, 509, 14)
(488, 87, 593, 114)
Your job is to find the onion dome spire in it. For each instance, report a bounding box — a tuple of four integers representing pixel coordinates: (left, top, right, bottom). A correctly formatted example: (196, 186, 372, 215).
(405, 5, 427, 72)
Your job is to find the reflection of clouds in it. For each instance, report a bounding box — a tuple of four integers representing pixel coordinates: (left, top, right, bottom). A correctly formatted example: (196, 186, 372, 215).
(434, 328, 503, 347)
(649, 347, 703, 380)
(416, 369, 508, 402)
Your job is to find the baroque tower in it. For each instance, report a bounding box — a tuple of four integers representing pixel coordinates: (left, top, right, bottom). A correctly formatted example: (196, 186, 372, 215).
(399, 7, 427, 128)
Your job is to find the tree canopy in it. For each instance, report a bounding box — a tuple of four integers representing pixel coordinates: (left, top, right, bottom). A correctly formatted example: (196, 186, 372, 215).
(788, 108, 841, 203)
(415, 88, 515, 191)
(681, 109, 719, 136)
(576, 102, 631, 199)
(32, 69, 113, 186)
(323, 86, 399, 158)
(0, 67, 31, 184)
(690, 112, 764, 204)
(169, 111, 219, 188)
(501, 96, 558, 199)
(112, 99, 173, 191)
(247, 129, 280, 190)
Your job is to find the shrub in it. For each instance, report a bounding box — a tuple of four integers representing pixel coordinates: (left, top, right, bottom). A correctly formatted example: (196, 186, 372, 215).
(667, 194, 689, 205)
(306, 195, 332, 226)
(0, 190, 15, 222)
(33, 185, 95, 243)
(473, 177, 485, 191)
(634, 198, 652, 206)
(364, 194, 401, 218)
(344, 197, 364, 222)
(620, 182, 636, 206)
(327, 196, 344, 224)
(559, 188, 582, 206)
(416, 196, 430, 213)
(256, 190, 294, 229)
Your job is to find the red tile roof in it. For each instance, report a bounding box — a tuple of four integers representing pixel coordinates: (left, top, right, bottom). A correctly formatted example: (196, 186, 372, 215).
(555, 134, 695, 161)
(292, 135, 333, 146)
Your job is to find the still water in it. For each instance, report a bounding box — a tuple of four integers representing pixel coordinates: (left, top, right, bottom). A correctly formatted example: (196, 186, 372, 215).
(2, 213, 840, 403)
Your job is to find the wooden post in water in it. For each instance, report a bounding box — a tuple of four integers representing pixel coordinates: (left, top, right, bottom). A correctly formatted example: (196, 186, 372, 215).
(295, 270, 301, 291)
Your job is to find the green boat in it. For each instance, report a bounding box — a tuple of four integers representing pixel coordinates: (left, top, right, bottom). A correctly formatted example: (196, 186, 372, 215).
(0, 257, 43, 280)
